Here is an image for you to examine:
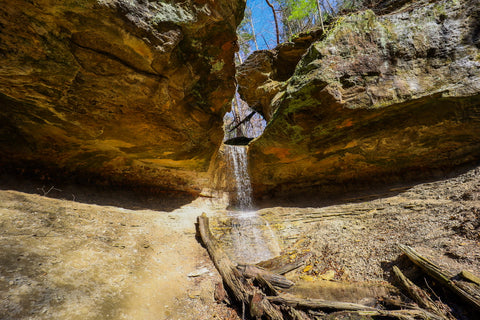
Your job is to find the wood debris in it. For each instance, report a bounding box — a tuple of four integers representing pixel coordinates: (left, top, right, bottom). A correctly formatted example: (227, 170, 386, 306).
(197, 213, 455, 319)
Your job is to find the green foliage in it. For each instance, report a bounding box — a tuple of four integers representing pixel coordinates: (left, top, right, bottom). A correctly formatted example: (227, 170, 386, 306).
(278, 0, 317, 39)
(286, 0, 316, 21)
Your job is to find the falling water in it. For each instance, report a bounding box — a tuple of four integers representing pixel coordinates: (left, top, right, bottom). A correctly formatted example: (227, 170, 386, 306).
(226, 145, 253, 210)
(224, 145, 280, 264)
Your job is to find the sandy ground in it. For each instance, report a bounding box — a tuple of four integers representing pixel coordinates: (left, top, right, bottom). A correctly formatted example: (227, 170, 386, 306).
(258, 165, 480, 282)
(0, 184, 240, 320)
(0, 164, 479, 319)
(256, 165, 480, 319)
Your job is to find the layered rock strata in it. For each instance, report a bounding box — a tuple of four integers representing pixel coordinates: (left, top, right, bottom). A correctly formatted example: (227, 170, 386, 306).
(236, 28, 323, 121)
(0, 0, 244, 193)
(238, 0, 480, 197)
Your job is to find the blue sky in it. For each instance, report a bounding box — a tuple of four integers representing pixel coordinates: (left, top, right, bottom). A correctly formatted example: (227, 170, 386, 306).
(243, 0, 342, 53)
(246, 0, 279, 50)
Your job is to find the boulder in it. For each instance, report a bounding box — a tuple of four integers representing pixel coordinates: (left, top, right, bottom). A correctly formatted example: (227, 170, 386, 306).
(237, 28, 323, 121)
(0, 0, 245, 194)
(243, 0, 480, 198)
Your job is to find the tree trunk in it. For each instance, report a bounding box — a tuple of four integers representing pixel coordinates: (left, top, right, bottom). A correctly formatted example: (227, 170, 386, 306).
(315, 0, 325, 32)
(248, 14, 259, 50)
(264, 0, 280, 45)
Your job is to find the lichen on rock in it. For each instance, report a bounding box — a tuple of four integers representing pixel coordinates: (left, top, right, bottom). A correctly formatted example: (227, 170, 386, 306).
(239, 0, 480, 198)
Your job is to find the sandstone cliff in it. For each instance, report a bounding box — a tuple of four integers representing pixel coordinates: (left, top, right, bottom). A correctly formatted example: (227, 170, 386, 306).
(238, 0, 480, 198)
(0, 0, 244, 194)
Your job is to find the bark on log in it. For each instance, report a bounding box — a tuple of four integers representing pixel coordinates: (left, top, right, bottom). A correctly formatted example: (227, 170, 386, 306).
(325, 309, 445, 320)
(460, 270, 480, 286)
(392, 266, 454, 320)
(267, 295, 377, 311)
(256, 252, 311, 275)
(398, 244, 480, 311)
(254, 275, 279, 296)
(237, 264, 294, 288)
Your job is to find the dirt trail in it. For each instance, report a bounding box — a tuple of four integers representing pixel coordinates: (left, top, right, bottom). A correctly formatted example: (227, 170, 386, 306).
(0, 188, 239, 320)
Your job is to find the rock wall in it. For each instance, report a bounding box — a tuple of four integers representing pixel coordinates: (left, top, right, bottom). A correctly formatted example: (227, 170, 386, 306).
(0, 0, 245, 194)
(238, 0, 480, 198)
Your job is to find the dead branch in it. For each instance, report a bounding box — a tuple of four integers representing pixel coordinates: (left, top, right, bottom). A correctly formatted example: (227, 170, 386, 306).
(399, 244, 480, 311)
(197, 213, 284, 319)
(267, 295, 376, 312)
(256, 251, 311, 275)
(237, 264, 294, 289)
(37, 185, 62, 196)
(228, 111, 256, 133)
(392, 266, 455, 320)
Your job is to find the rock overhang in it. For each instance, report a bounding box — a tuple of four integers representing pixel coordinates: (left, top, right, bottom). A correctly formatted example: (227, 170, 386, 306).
(237, 0, 480, 199)
(0, 0, 246, 194)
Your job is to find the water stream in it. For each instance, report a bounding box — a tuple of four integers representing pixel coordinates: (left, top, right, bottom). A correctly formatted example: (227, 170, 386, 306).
(224, 145, 280, 264)
(227, 145, 254, 210)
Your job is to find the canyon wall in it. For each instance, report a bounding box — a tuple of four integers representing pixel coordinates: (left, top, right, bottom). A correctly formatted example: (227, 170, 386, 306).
(238, 0, 480, 198)
(0, 0, 245, 194)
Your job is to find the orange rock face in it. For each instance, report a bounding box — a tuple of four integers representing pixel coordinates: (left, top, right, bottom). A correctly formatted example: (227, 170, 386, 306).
(0, 0, 245, 193)
(239, 0, 480, 198)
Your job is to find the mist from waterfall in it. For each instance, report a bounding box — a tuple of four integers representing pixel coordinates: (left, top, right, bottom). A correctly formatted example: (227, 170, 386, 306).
(223, 145, 280, 264)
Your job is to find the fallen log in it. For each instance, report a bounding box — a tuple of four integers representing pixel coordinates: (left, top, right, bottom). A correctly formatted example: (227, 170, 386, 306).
(237, 264, 294, 289)
(256, 252, 312, 275)
(197, 214, 443, 320)
(267, 295, 377, 312)
(310, 309, 445, 320)
(197, 213, 284, 319)
(197, 213, 249, 303)
(398, 244, 480, 311)
(392, 266, 454, 320)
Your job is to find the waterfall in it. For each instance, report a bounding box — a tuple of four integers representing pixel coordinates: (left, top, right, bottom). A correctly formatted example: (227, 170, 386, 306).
(223, 144, 280, 264)
(220, 91, 278, 264)
(225, 145, 254, 210)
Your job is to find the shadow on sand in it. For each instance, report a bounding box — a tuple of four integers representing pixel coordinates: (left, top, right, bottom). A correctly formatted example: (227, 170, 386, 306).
(254, 161, 480, 209)
(0, 172, 197, 212)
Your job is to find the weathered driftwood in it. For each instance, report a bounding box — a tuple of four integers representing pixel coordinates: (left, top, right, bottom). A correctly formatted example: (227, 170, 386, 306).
(312, 309, 446, 320)
(392, 266, 455, 320)
(399, 244, 480, 311)
(198, 214, 443, 320)
(254, 275, 279, 296)
(256, 252, 312, 275)
(197, 213, 248, 302)
(237, 264, 294, 289)
(460, 270, 480, 286)
(198, 214, 374, 318)
(267, 295, 377, 312)
(197, 213, 284, 319)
